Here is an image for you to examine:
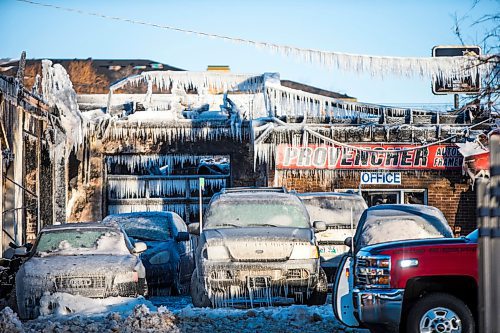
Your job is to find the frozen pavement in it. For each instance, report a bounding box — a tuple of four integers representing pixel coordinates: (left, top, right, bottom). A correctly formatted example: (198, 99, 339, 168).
(0, 294, 368, 332)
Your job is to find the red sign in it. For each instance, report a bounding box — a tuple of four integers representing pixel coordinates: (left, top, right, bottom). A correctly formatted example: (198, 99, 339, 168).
(276, 144, 463, 170)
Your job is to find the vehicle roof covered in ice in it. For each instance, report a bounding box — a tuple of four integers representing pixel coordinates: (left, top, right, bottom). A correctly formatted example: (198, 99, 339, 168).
(102, 211, 187, 237)
(356, 204, 453, 248)
(215, 191, 300, 201)
(296, 192, 365, 199)
(41, 222, 121, 232)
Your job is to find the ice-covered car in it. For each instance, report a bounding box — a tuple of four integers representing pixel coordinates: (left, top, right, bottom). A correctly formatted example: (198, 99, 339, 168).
(189, 188, 328, 307)
(297, 192, 367, 276)
(14, 222, 147, 319)
(102, 211, 194, 295)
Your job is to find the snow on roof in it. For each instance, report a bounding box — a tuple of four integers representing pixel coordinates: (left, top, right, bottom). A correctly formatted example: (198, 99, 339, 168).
(103, 211, 187, 238)
(359, 204, 453, 247)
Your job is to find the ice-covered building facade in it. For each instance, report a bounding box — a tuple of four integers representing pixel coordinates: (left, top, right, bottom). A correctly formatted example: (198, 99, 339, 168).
(1, 58, 495, 242)
(73, 67, 490, 233)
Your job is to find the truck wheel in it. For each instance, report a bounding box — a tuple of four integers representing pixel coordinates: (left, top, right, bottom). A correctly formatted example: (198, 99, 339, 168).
(406, 292, 475, 333)
(306, 269, 328, 306)
(190, 269, 211, 307)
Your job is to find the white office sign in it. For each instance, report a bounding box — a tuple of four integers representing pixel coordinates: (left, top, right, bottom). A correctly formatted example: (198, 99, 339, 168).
(360, 172, 401, 185)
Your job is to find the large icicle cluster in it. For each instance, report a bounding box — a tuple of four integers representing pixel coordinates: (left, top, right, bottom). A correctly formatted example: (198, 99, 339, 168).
(262, 82, 417, 120)
(109, 71, 265, 94)
(101, 120, 249, 143)
(107, 176, 227, 199)
(106, 154, 215, 174)
(41, 60, 85, 151)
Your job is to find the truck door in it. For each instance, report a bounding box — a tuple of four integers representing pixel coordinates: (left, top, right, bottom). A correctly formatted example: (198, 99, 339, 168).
(333, 254, 359, 327)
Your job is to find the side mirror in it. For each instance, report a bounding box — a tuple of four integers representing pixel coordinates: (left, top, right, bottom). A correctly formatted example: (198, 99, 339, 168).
(175, 232, 190, 242)
(188, 223, 200, 236)
(313, 221, 327, 233)
(133, 242, 147, 254)
(344, 237, 353, 248)
(14, 247, 28, 257)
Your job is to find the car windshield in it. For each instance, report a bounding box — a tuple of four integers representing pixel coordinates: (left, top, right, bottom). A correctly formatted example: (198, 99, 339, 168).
(300, 196, 366, 226)
(35, 229, 130, 257)
(356, 205, 453, 248)
(102, 213, 173, 241)
(204, 195, 310, 229)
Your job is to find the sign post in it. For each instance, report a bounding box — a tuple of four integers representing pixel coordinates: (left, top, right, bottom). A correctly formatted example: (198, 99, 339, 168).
(431, 45, 481, 96)
(199, 177, 205, 233)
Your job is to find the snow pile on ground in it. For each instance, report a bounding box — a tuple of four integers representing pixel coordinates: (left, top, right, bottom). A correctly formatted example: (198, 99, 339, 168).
(2, 294, 366, 332)
(38, 293, 155, 317)
(0, 307, 24, 333)
(24, 304, 179, 333)
(176, 303, 361, 333)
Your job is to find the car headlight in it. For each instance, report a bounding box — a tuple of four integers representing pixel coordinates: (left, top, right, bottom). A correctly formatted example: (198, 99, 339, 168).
(203, 246, 230, 260)
(289, 244, 319, 260)
(114, 271, 138, 284)
(149, 251, 170, 265)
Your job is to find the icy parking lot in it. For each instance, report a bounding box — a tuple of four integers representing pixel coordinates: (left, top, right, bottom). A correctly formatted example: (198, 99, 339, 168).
(0, 294, 367, 333)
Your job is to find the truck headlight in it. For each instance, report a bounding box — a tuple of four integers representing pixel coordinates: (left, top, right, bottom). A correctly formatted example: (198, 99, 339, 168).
(204, 246, 230, 260)
(289, 244, 319, 260)
(356, 255, 391, 288)
(149, 251, 170, 265)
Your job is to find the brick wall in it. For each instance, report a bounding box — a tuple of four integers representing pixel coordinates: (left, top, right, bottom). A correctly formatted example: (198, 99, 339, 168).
(273, 169, 476, 235)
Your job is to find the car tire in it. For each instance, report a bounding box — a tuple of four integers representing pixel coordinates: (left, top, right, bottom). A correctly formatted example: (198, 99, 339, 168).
(190, 269, 211, 307)
(406, 292, 475, 333)
(171, 267, 182, 296)
(6, 283, 18, 314)
(306, 269, 328, 306)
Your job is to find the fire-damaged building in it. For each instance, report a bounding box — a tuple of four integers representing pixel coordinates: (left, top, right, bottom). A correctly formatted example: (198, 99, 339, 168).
(0, 57, 495, 253)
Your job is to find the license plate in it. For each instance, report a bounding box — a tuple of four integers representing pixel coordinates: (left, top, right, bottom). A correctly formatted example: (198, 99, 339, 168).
(319, 245, 343, 255)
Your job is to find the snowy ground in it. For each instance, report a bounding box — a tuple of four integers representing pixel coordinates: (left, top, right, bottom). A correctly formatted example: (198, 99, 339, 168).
(0, 294, 368, 333)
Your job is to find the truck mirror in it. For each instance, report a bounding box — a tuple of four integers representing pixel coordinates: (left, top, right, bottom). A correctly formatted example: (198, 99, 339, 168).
(313, 221, 327, 233)
(344, 237, 353, 248)
(175, 232, 190, 242)
(188, 223, 200, 236)
(14, 247, 28, 257)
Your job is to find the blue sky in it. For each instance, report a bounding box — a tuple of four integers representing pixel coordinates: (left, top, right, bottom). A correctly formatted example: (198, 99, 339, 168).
(0, 0, 497, 105)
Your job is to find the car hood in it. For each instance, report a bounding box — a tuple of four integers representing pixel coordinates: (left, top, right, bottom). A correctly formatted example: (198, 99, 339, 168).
(360, 237, 467, 255)
(203, 227, 313, 261)
(21, 254, 139, 278)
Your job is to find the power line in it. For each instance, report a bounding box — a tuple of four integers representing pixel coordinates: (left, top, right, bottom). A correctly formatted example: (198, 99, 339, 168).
(15, 0, 486, 79)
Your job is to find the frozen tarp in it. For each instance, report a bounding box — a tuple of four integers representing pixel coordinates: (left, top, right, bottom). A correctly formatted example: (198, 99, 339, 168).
(358, 204, 453, 248)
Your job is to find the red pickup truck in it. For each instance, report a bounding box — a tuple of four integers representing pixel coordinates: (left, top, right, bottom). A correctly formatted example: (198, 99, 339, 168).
(333, 204, 478, 333)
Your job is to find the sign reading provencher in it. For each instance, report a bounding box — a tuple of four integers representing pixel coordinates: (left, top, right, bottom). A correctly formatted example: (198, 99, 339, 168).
(276, 144, 463, 170)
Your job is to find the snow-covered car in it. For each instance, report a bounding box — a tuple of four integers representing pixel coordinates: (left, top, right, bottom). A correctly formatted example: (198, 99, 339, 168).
(102, 211, 194, 296)
(189, 188, 328, 307)
(297, 192, 367, 276)
(14, 222, 148, 319)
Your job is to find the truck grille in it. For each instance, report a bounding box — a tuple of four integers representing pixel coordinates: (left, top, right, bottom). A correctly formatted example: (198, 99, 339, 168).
(355, 255, 390, 288)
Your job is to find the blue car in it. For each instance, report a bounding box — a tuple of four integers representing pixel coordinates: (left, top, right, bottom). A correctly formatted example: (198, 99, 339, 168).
(103, 211, 194, 295)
